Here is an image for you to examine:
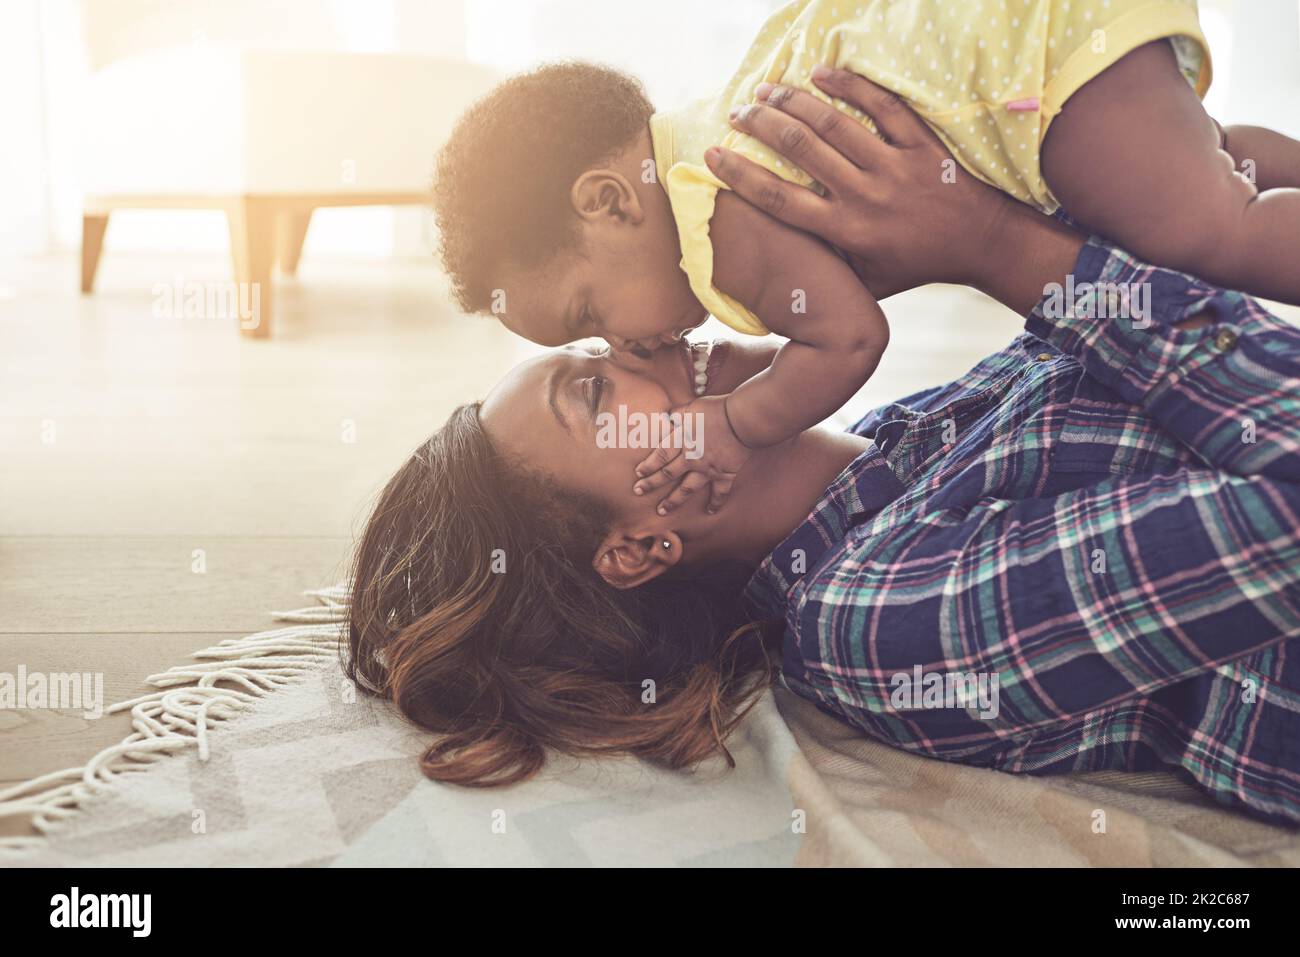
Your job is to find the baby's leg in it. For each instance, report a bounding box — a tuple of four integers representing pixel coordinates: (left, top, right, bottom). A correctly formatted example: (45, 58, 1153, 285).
(1042, 41, 1300, 304)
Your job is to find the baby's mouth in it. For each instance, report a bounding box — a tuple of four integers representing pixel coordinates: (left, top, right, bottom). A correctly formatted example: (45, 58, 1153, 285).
(658, 319, 707, 349)
(628, 317, 707, 359)
(630, 332, 685, 358)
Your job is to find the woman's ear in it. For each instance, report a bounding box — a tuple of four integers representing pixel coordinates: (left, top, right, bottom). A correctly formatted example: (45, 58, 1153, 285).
(592, 529, 680, 589)
(570, 169, 645, 226)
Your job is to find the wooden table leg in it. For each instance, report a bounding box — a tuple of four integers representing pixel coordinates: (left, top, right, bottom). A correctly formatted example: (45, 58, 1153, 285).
(80, 213, 110, 294)
(227, 197, 277, 338)
(276, 208, 313, 277)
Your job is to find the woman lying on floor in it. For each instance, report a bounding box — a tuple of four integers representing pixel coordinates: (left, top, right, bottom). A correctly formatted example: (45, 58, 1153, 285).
(347, 73, 1300, 825)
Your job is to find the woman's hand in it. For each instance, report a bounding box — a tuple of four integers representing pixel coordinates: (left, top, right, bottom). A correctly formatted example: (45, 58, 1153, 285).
(705, 66, 1069, 302)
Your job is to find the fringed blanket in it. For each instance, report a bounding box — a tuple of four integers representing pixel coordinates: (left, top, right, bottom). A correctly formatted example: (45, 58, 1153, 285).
(3, 587, 1297, 866)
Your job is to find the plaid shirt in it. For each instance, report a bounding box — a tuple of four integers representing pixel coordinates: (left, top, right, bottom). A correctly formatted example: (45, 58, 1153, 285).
(745, 238, 1300, 825)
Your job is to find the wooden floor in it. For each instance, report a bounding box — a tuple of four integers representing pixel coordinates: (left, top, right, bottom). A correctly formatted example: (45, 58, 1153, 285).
(14, 246, 1276, 838)
(0, 251, 544, 836)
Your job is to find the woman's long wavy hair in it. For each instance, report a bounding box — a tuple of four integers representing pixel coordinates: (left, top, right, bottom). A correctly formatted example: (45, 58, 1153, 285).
(346, 402, 782, 788)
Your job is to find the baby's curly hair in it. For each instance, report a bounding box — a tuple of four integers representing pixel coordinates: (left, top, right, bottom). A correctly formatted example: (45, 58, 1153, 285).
(431, 61, 655, 314)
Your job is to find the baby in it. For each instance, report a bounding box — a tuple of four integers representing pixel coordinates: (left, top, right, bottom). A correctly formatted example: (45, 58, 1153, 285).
(432, 0, 1300, 513)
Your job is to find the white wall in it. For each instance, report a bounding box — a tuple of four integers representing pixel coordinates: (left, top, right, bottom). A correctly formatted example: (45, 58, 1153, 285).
(2, 0, 1297, 262)
(0, 0, 55, 257)
(463, 0, 785, 109)
(1219, 0, 1300, 137)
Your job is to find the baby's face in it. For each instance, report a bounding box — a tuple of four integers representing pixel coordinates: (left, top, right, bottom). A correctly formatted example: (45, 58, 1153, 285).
(497, 235, 708, 356)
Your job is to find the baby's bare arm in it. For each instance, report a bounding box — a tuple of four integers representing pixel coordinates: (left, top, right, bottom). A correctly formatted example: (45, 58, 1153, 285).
(708, 190, 888, 448)
(705, 338, 782, 394)
(1042, 40, 1300, 305)
(1219, 123, 1300, 192)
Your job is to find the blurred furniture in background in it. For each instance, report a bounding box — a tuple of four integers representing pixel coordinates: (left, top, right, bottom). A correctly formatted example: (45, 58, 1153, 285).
(77, 0, 494, 336)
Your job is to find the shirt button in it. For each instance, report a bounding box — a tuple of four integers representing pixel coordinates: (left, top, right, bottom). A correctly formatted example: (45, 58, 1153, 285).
(1036, 352, 1053, 361)
(1213, 328, 1239, 351)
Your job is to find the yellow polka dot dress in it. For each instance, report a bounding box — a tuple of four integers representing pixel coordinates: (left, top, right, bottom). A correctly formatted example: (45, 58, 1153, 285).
(650, 0, 1211, 335)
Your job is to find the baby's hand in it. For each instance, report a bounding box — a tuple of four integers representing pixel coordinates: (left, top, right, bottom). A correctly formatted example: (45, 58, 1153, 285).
(633, 395, 752, 514)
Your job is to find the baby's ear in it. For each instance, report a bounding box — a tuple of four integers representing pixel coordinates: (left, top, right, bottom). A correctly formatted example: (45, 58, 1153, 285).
(571, 169, 643, 224)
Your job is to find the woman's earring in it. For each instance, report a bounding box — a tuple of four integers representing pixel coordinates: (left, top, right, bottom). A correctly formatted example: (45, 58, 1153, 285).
(661, 540, 672, 550)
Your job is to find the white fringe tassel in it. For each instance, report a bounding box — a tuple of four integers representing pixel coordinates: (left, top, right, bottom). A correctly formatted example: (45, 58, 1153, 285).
(0, 583, 351, 856)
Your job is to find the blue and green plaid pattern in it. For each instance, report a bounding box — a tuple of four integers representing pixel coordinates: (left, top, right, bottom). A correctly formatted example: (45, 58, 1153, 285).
(745, 238, 1300, 825)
